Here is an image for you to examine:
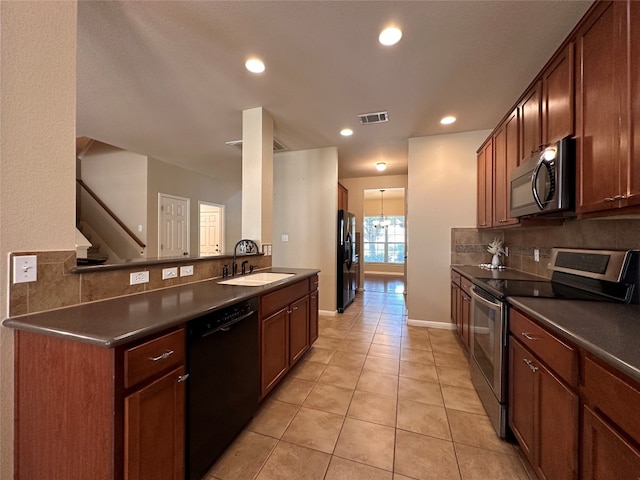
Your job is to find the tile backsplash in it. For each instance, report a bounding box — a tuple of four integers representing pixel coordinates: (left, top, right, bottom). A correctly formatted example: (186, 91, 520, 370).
(8, 251, 272, 316)
(452, 218, 640, 278)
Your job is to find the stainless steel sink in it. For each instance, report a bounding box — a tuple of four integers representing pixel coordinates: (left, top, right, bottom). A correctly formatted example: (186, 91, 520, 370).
(217, 272, 295, 286)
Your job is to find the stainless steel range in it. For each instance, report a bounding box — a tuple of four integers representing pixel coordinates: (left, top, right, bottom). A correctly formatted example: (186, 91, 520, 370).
(469, 248, 640, 438)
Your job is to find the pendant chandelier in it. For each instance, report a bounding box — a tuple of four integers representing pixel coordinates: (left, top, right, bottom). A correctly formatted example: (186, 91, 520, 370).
(372, 189, 391, 228)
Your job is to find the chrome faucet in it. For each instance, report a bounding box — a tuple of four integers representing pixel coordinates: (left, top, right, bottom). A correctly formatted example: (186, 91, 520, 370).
(232, 239, 259, 276)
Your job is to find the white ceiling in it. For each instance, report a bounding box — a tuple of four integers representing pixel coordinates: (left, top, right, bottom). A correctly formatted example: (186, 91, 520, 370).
(77, 1, 593, 180)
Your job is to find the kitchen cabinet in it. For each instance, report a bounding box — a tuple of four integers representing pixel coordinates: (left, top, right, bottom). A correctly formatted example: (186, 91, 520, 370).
(541, 43, 574, 145)
(450, 271, 471, 350)
(260, 275, 318, 397)
(519, 82, 542, 164)
(338, 182, 349, 211)
(477, 140, 493, 228)
(493, 109, 519, 226)
(508, 309, 579, 480)
(14, 326, 186, 480)
(309, 278, 319, 344)
(576, 1, 640, 214)
(581, 354, 640, 479)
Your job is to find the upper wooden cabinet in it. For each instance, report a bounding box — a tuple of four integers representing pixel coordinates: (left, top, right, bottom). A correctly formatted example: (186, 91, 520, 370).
(338, 182, 348, 211)
(519, 82, 542, 164)
(493, 109, 519, 226)
(477, 140, 493, 228)
(541, 43, 575, 145)
(576, 1, 640, 214)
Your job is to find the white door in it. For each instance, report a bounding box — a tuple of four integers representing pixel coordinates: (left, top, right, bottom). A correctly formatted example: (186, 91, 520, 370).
(159, 194, 190, 258)
(199, 202, 223, 256)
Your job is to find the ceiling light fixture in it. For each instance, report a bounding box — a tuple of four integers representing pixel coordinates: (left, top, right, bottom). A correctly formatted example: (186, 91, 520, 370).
(440, 116, 456, 125)
(376, 162, 387, 171)
(340, 128, 354, 136)
(379, 27, 402, 46)
(372, 189, 392, 228)
(245, 58, 265, 73)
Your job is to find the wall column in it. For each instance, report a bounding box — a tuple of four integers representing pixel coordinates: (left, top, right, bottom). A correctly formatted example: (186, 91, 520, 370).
(241, 107, 273, 246)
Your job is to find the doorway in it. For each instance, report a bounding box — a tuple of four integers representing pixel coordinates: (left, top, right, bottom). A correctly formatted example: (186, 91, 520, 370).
(158, 193, 190, 258)
(199, 201, 224, 256)
(362, 187, 407, 293)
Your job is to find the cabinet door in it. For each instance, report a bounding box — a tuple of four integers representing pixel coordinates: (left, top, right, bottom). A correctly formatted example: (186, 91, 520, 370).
(582, 406, 640, 480)
(519, 82, 542, 164)
(537, 360, 579, 480)
(576, 1, 622, 214)
(493, 110, 519, 225)
(289, 296, 310, 365)
(477, 141, 493, 228)
(509, 338, 536, 461)
(450, 282, 460, 332)
(542, 43, 574, 145)
(125, 366, 185, 480)
(261, 308, 289, 395)
(309, 290, 319, 344)
(460, 290, 471, 349)
(623, 1, 640, 207)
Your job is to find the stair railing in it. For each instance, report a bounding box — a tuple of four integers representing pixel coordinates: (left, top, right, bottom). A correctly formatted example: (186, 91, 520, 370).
(76, 179, 146, 249)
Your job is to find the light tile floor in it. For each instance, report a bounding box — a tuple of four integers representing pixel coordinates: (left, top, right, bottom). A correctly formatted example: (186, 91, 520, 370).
(206, 288, 534, 480)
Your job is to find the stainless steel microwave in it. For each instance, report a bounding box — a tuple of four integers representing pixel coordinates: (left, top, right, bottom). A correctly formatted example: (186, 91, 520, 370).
(509, 136, 575, 218)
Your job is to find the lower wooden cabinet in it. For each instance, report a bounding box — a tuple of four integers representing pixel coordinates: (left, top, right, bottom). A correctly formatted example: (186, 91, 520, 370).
(581, 406, 640, 480)
(125, 366, 186, 480)
(309, 288, 319, 344)
(450, 271, 471, 350)
(289, 295, 310, 364)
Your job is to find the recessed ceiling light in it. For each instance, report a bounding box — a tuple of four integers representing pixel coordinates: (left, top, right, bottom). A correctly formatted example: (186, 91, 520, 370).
(376, 162, 387, 171)
(440, 116, 456, 125)
(340, 128, 354, 136)
(379, 27, 402, 46)
(245, 58, 265, 73)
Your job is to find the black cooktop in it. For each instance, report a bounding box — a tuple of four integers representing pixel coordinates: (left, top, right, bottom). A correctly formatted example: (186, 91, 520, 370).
(473, 278, 628, 302)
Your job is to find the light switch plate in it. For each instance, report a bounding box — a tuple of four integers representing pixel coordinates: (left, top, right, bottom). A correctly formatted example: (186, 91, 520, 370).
(130, 271, 149, 285)
(180, 265, 194, 277)
(281, 234, 288, 242)
(162, 267, 178, 280)
(534, 249, 540, 262)
(13, 255, 37, 284)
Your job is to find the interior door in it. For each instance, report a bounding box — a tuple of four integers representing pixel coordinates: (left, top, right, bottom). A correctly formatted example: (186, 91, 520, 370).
(159, 194, 190, 258)
(199, 203, 223, 256)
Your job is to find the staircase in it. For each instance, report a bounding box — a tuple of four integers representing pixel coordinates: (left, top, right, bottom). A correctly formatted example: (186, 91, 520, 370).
(76, 221, 112, 265)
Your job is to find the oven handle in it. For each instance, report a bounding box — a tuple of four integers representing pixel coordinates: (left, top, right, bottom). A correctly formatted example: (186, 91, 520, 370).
(470, 286, 502, 310)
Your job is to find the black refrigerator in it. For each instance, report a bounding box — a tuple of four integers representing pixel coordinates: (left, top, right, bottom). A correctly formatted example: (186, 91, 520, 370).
(337, 210, 356, 313)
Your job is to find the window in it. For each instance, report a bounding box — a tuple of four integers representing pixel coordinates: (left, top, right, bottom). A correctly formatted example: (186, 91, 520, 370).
(363, 215, 405, 264)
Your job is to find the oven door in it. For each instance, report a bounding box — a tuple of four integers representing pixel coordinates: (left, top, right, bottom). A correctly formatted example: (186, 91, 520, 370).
(469, 285, 509, 438)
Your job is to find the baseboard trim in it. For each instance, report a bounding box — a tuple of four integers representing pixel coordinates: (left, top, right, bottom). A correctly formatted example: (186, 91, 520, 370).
(364, 271, 404, 276)
(319, 309, 337, 316)
(407, 319, 456, 330)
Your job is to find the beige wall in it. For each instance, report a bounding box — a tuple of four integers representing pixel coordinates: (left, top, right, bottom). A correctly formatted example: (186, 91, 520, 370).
(0, 2, 78, 476)
(337, 176, 409, 286)
(407, 130, 491, 326)
(273, 147, 338, 313)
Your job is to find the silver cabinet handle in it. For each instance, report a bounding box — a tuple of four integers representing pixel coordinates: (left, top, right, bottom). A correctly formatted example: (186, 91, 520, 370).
(149, 349, 174, 361)
(604, 197, 616, 202)
(177, 374, 189, 383)
(292, 306, 298, 311)
(521, 332, 539, 341)
(523, 358, 539, 373)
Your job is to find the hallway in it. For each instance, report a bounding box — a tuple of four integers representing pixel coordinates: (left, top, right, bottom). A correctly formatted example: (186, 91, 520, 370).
(206, 288, 532, 480)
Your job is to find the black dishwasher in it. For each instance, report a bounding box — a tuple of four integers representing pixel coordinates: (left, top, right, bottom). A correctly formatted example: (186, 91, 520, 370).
(186, 297, 259, 480)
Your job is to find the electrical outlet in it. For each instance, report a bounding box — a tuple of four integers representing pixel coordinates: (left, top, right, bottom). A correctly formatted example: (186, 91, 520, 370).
(504, 246, 509, 257)
(162, 267, 178, 280)
(180, 265, 194, 277)
(13, 255, 37, 284)
(534, 249, 540, 262)
(281, 234, 288, 242)
(130, 271, 149, 285)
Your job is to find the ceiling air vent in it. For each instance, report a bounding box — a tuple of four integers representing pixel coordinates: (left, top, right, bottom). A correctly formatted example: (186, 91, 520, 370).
(225, 138, 288, 153)
(358, 111, 389, 125)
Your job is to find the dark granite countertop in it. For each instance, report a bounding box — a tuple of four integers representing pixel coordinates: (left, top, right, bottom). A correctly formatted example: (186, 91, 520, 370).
(2, 268, 319, 348)
(508, 297, 640, 384)
(451, 265, 547, 283)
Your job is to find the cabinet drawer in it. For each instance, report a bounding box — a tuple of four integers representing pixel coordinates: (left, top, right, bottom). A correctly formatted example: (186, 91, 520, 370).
(583, 355, 640, 443)
(261, 280, 308, 317)
(309, 275, 319, 292)
(451, 271, 461, 286)
(509, 309, 577, 387)
(460, 277, 473, 296)
(124, 329, 185, 389)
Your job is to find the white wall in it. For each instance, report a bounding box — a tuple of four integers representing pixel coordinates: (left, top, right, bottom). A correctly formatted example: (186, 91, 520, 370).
(147, 157, 242, 256)
(0, 3, 78, 477)
(337, 175, 409, 286)
(407, 130, 491, 326)
(273, 147, 338, 313)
